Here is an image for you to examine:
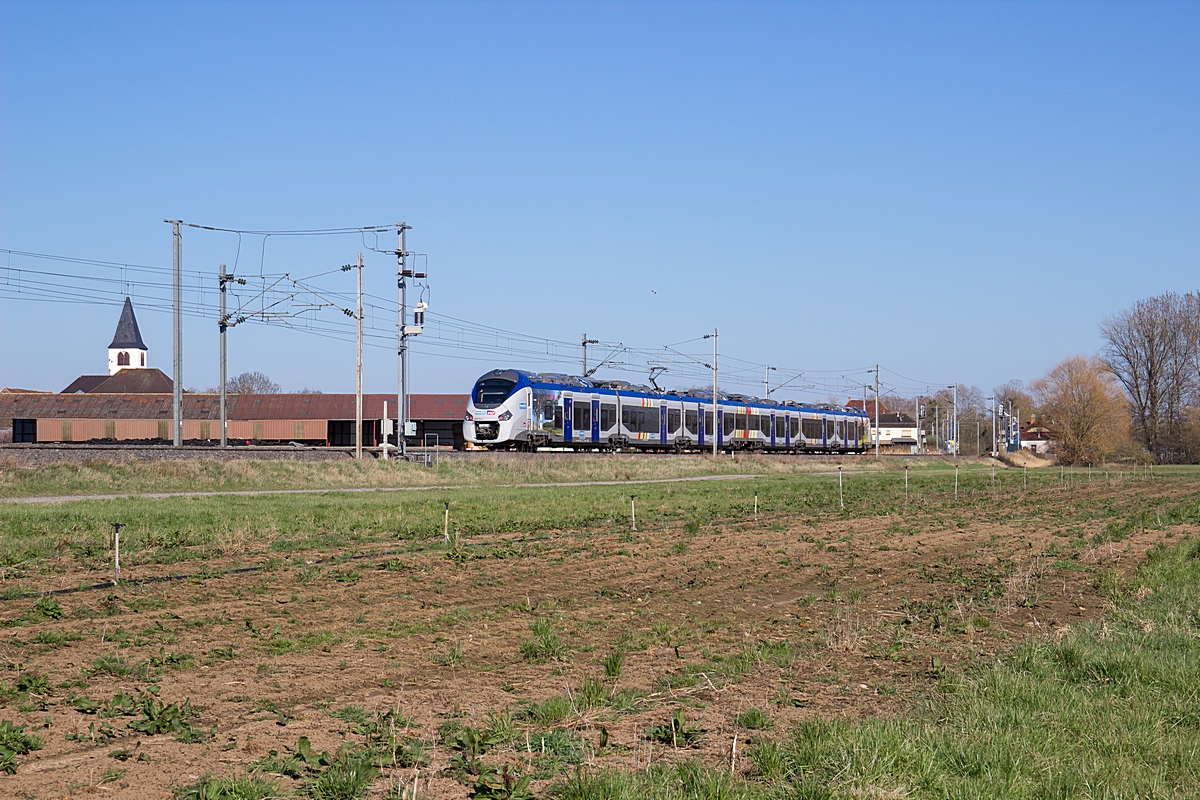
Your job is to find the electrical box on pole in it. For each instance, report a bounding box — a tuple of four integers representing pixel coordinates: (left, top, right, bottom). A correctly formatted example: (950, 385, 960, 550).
(395, 223, 427, 458)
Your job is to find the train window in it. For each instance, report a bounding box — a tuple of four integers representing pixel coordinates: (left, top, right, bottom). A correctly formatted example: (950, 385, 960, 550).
(554, 404, 563, 431)
(802, 418, 821, 440)
(622, 407, 658, 434)
(724, 414, 735, 436)
(790, 417, 800, 438)
(775, 416, 785, 437)
(760, 415, 772, 435)
(705, 411, 713, 434)
(600, 403, 617, 430)
(735, 413, 747, 432)
(573, 403, 591, 431)
(685, 409, 698, 435)
(474, 378, 515, 406)
(667, 408, 681, 432)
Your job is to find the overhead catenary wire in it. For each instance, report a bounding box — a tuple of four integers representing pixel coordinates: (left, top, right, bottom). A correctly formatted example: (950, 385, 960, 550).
(1, 245, 950, 401)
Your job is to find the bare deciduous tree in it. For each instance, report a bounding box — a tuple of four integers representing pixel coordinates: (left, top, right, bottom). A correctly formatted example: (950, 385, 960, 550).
(224, 371, 281, 394)
(993, 379, 1038, 419)
(1032, 356, 1129, 465)
(1100, 292, 1199, 462)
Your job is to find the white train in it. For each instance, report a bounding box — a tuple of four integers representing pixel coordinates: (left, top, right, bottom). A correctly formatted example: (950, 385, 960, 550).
(463, 369, 870, 453)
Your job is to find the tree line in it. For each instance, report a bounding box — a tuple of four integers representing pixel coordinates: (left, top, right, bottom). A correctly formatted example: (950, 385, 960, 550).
(880, 291, 1198, 465)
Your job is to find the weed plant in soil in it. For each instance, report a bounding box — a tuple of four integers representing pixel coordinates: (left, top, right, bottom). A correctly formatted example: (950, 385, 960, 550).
(558, 534, 1200, 799)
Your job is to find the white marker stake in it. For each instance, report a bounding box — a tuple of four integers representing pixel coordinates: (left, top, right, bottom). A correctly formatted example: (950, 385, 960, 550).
(114, 526, 121, 585)
(905, 466, 909, 503)
(838, 467, 844, 511)
(754, 491, 758, 522)
(954, 465, 959, 501)
(631, 495, 637, 532)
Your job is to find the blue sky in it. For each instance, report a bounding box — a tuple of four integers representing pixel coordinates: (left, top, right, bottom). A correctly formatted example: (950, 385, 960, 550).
(2, 1, 1197, 401)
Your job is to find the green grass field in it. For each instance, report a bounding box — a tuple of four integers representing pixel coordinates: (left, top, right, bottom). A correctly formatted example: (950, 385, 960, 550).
(0, 452, 876, 498)
(0, 462, 1176, 580)
(1, 459, 1196, 798)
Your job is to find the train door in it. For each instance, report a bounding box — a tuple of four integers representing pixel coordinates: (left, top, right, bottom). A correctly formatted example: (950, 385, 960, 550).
(784, 414, 790, 447)
(697, 404, 705, 446)
(769, 413, 776, 447)
(717, 409, 724, 448)
(591, 398, 600, 442)
(659, 404, 668, 444)
(563, 397, 573, 443)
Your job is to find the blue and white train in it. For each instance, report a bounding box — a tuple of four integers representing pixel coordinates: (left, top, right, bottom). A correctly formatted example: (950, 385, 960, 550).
(463, 369, 870, 453)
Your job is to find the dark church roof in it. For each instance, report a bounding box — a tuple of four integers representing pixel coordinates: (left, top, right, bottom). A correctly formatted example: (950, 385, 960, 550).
(108, 297, 147, 350)
(88, 368, 173, 394)
(62, 375, 111, 394)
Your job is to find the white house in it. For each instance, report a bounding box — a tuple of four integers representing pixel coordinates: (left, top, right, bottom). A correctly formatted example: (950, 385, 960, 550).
(847, 399, 920, 453)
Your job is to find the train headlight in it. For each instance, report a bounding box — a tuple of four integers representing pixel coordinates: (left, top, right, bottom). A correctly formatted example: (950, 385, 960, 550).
(464, 412, 473, 421)
(498, 410, 513, 421)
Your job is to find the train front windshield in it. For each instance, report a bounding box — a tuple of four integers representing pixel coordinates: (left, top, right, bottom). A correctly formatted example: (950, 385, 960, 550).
(474, 378, 516, 406)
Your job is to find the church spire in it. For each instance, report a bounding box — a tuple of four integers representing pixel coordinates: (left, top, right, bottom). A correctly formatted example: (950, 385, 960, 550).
(108, 297, 147, 350)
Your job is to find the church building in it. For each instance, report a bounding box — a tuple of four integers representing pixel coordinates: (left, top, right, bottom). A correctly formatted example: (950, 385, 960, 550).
(62, 298, 174, 394)
(108, 296, 148, 375)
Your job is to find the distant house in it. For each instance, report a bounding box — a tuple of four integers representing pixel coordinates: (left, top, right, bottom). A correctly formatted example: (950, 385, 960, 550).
(1020, 417, 1055, 455)
(847, 399, 920, 453)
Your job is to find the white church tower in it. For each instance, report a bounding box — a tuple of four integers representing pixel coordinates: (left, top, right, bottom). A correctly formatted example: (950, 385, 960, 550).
(107, 297, 149, 376)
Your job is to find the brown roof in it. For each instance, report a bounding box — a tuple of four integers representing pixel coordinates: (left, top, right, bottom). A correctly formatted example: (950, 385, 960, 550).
(62, 375, 110, 394)
(230, 394, 467, 420)
(846, 399, 892, 417)
(90, 369, 174, 394)
(409, 394, 468, 420)
(1, 387, 43, 393)
(0, 393, 218, 419)
(0, 392, 468, 422)
(62, 370, 174, 394)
